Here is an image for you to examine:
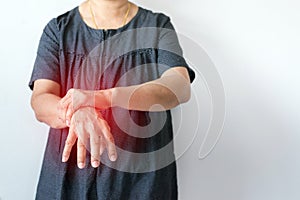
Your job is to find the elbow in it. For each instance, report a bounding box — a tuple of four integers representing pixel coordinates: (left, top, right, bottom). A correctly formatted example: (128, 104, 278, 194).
(33, 112, 44, 124)
(30, 94, 47, 124)
(180, 87, 191, 104)
(30, 97, 43, 122)
(169, 78, 192, 106)
(172, 93, 190, 107)
(159, 85, 191, 109)
(30, 95, 42, 122)
(177, 84, 191, 105)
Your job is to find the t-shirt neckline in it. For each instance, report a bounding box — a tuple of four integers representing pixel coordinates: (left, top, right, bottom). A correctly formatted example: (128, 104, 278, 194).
(75, 5, 143, 32)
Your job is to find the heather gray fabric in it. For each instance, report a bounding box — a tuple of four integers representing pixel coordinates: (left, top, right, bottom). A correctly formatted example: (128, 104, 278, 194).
(29, 5, 195, 200)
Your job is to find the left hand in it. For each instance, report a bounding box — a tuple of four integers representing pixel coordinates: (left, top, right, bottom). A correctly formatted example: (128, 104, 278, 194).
(57, 88, 93, 126)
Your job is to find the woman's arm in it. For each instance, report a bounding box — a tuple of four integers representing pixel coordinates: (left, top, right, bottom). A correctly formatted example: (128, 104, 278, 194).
(57, 66, 191, 167)
(58, 66, 191, 123)
(31, 79, 67, 129)
(31, 79, 117, 168)
(109, 66, 191, 111)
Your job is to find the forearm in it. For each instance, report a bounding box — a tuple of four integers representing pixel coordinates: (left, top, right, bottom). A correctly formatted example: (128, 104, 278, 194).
(58, 68, 191, 119)
(95, 74, 191, 111)
(31, 93, 67, 129)
(113, 82, 178, 111)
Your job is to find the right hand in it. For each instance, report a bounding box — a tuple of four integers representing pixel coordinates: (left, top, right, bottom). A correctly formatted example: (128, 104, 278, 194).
(62, 107, 117, 169)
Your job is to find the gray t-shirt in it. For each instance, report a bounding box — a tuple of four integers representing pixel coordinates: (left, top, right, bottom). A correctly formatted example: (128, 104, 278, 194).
(29, 5, 195, 200)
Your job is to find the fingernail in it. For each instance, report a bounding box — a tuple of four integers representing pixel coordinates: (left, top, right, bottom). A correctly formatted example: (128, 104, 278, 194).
(66, 120, 70, 127)
(78, 162, 85, 169)
(92, 161, 99, 168)
(62, 156, 67, 162)
(110, 154, 117, 161)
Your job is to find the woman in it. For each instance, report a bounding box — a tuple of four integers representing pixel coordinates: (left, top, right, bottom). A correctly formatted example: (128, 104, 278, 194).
(29, 0, 195, 199)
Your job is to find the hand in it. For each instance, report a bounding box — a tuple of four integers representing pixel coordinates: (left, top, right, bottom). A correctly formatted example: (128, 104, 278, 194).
(57, 88, 93, 126)
(57, 88, 111, 126)
(62, 107, 117, 168)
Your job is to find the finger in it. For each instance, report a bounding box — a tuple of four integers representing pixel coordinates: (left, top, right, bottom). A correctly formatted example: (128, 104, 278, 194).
(57, 101, 65, 122)
(62, 124, 77, 162)
(77, 139, 86, 169)
(99, 136, 105, 156)
(65, 103, 73, 127)
(100, 124, 117, 162)
(61, 89, 73, 106)
(90, 134, 100, 168)
(57, 98, 72, 124)
(61, 97, 72, 110)
(105, 136, 117, 162)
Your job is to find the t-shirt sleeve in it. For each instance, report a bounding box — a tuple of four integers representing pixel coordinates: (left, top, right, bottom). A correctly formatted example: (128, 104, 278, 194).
(157, 16, 195, 83)
(28, 18, 60, 90)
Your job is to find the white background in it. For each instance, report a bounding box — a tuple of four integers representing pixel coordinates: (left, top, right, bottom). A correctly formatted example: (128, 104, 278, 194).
(0, 0, 300, 199)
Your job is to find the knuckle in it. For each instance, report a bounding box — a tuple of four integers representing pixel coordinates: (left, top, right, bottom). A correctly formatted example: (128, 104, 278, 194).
(63, 149, 70, 156)
(91, 152, 100, 157)
(66, 112, 72, 118)
(105, 135, 114, 143)
(78, 143, 85, 149)
(65, 140, 74, 146)
(92, 139, 100, 145)
(77, 151, 85, 160)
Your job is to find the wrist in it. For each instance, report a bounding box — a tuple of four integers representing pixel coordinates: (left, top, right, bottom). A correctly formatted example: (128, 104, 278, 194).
(83, 90, 95, 107)
(94, 89, 114, 109)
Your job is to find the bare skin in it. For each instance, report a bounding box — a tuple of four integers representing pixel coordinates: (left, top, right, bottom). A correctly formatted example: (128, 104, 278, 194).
(62, 107, 117, 168)
(31, 0, 191, 169)
(79, 0, 139, 30)
(57, 67, 190, 168)
(31, 80, 66, 129)
(58, 67, 191, 122)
